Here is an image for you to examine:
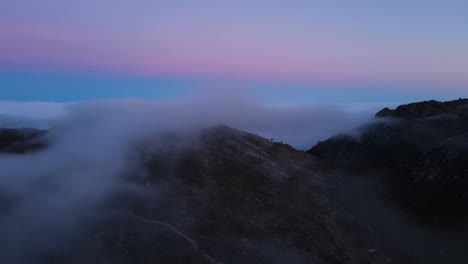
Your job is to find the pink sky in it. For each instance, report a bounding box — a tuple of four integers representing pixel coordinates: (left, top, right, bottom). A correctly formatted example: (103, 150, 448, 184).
(1, 1, 468, 90)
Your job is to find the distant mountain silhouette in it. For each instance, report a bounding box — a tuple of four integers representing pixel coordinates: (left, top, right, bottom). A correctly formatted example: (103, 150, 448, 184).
(0, 128, 47, 154)
(375, 98, 468, 119)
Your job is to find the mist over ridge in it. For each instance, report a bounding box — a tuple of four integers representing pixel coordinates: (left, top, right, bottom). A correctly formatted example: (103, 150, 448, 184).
(0, 90, 382, 149)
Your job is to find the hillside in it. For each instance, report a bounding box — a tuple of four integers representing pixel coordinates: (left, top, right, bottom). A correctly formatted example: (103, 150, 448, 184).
(0, 125, 391, 264)
(309, 99, 468, 264)
(3, 98, 468, 263)
(309, 99, 468, 226)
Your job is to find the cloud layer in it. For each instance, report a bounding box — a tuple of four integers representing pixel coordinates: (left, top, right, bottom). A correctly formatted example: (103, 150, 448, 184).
(0, 93, 381, 149)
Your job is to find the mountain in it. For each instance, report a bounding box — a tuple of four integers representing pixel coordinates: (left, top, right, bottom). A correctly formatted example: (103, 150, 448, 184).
(309, 99, 468, 226)
(35, 126, 389, 263)
(3, 98, 468, 264)
(0, 128, 48, 154)
(375, 98, 468, 119)
(1, 125, 392, 264)
(309, 99, 468, 264)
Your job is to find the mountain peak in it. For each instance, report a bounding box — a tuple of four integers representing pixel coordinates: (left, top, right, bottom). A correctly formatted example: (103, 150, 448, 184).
(375, 98, 468, 119)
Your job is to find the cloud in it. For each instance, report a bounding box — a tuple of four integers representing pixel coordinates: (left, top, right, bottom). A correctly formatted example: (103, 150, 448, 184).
(0, 93, 381, 149)
(0, 101, 66, 118)
(0, 101, 67, 129)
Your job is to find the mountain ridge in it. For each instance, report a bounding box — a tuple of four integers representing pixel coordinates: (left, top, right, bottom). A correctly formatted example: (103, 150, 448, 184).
(0, 124, 392, 264)
(2, 98, 468, 263)
(375, 98, 468, 119)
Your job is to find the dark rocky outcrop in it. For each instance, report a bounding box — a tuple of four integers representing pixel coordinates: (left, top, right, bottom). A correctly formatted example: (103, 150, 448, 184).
(375, 98, 468, 119)
(0, 128, 48, 154)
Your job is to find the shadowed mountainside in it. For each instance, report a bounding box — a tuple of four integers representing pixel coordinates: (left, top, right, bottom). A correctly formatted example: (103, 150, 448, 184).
(0, 128, 48, 154)
(0, 125, 392, 264)
(50, 126, 394, 264)
(309, 99, 468, 226)
(309, 99, 468, 264)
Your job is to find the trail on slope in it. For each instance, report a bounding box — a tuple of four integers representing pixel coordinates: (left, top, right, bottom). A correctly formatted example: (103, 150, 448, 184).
(124, 211, 224, 264)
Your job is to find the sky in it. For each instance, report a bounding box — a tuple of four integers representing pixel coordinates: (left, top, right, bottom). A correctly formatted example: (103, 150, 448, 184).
(1, 0, 467, 103)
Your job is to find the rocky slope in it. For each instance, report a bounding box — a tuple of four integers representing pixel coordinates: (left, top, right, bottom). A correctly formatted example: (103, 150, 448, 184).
(309, 99, 468, 264)
(0, 125, 392, 264)
(309, 99, 468, 226)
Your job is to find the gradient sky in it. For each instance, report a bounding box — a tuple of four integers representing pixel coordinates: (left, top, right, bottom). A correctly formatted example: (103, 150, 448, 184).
(1, 1, 467, 103)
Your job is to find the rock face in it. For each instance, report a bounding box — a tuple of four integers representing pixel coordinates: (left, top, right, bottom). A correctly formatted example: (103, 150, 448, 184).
(30, 126, 390, 264)
(0, 128, 48, 154)
(309, 99, 468, 226)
